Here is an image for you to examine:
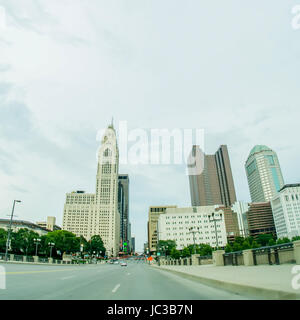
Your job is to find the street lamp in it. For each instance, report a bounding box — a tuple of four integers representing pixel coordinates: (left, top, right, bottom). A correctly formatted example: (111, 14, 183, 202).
(5, 200, 21, 261)
(188, 226, 200, 254)
(208, 212, 223, 250)
(33, 238, 41, 256)
(48, 242, 55, 258)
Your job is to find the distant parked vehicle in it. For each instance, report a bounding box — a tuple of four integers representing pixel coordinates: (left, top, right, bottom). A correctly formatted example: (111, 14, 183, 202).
(120, 262, 127, 267)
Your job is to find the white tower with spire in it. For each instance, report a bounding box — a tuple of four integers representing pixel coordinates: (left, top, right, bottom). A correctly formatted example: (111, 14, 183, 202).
(95, 123, 120, 257)
(62, 122, 120, 257)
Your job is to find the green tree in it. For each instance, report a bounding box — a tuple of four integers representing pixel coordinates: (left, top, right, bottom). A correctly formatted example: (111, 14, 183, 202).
(276, 237, 291, 245)
(156, 240, 176, 256)
(44, 230, 80, 257)
(225, 243, 233, 253)
(170, 247, 181, 259)
(292, 236, 300, 241)
(257, 234, 274, 246)
(12, 229, 40, 255)
(88, 235, 106, 256)
(267, 239, 276, 246)
(198, 243, 213, 256)
(241, 239, 251, 250)
(0, 228, 7, 252)
(181, 247, 191, 257)
(232, 242, 242, 252)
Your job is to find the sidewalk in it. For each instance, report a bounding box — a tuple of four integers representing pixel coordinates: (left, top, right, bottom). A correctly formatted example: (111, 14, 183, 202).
(153, 264, 300, 299)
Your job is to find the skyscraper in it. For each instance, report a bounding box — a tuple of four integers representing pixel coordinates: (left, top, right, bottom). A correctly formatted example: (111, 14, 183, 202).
(118, 174, 129, 252)
(246, 202, 276, 239)
(245, 145, 284, 202)
(62, 123, 120, 257)
(188, 145, 237, 207)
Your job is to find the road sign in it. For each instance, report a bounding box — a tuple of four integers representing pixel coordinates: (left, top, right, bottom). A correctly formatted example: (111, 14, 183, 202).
(157, 252, 161, 256)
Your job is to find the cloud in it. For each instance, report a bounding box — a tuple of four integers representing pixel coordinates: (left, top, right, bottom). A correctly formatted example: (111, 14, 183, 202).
(0, 1, 299, 251)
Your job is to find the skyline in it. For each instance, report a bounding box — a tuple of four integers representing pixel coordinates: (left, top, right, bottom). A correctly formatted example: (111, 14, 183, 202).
(1, 1, 300, 251)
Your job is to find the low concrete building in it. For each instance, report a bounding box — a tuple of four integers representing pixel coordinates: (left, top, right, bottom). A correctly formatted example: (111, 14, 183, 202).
(0, 219, 49, 236)
(36, 216, 61, 232)
(157, 206, 227, 249)
(271, 184, 300, 239)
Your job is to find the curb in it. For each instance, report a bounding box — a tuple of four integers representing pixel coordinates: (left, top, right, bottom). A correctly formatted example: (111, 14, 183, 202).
(153, 265, 300, 300)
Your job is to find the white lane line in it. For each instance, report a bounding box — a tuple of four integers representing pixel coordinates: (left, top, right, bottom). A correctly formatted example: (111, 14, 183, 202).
(61, 276, 75, 280)
(127, 273, 131, 275)
(112, 284, 121, 293)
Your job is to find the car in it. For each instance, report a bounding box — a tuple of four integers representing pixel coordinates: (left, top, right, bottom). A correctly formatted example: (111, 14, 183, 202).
(114, 261, 119, 264)
(120, 262, 127, 267)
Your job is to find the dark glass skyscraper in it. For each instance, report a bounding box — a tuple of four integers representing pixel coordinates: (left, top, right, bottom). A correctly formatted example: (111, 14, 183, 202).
(118, 174, 129, 252)
(188, 145, 237, 207)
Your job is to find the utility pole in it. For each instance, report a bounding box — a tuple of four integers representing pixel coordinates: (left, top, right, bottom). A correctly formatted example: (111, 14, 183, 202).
(208, 212, 223, 249)
(5, 200, 21, 261)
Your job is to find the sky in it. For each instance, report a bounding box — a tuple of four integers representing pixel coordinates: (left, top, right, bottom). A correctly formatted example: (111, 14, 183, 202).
(0, 0, 300, 252)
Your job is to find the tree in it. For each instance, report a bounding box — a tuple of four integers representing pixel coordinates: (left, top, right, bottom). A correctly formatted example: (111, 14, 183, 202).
(11, 229, 39, 255)
(170, 247, 181, 259)
(292, 236, 300, 241)
(156, 240, 176, 256)
(181, 247, 191, 257)
(267, 239, 276, 246)
(88, 235, 106, 256)
(197, 243, 213, 256)
(257, 234, 274, 246)
(0, 228, 7, 252)
(276, 237, 291, 245)
(232, 242, 242, 252)
(44, 230, 80, 257)
(225, 243, 233, 253)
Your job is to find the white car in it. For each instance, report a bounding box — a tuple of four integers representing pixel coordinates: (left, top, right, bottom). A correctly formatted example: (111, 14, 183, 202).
(114, 261, 119, 264)
(120, 262, 127, 267)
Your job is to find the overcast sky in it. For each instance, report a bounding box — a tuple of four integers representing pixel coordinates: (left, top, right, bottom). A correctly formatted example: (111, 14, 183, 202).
(0, 0, 300, 252)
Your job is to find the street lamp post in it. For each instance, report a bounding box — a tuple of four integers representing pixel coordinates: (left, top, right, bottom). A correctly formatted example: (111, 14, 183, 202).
(48, 242, 55, 258)
(34, 238, 41, 256)
(208, 212, 223, 250)
(5, 200, 21, 261)
(188, 227, 200, 254)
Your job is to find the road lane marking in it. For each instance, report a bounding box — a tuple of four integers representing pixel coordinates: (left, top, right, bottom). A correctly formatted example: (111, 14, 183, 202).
(112, 284, 121, 293)
(0, 267, 98, 275)
(61, 276, 75, 280)
(127, 273, 131, 275)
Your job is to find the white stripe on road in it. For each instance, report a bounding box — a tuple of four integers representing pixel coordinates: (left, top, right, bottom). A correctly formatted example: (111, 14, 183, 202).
(61, 276, 75, 280)
(127, 273, 131, 275)
(112, 284, 121, 293)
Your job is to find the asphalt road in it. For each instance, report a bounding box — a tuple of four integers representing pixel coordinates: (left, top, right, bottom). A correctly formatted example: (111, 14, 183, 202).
(0, 260, 252, 300)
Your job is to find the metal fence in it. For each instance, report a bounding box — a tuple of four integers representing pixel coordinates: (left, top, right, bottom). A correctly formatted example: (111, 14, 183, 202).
(223, 251, 244, 266)
(14, 255, 24, 262)
(252, 242, 294, 265)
